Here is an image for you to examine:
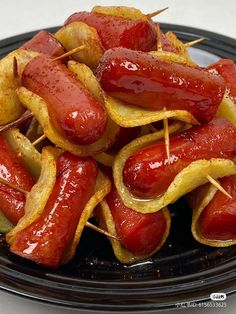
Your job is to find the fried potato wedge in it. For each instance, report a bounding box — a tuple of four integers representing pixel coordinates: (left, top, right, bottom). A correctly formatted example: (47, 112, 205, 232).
(96, 200, 170, 264)
(113, 125, 236, 213)
(55, 22, 104, 69)
(0, 49, 39, 125)
(6, 146, 57, 244)
(188, 183, 236, 247)
(92, 5, 147, 20)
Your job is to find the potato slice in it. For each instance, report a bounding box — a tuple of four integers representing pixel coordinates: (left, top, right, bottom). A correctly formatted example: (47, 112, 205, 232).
(105, 95, 199, 127)
(0, 49, 39, 125)
(67, 60, 104, 103)
(92, 5, 147, 20)
(216, 94, 236, 127)
(189, 183, 236, 247)
(96, 200, 170, 264)
(113, 125, 236, 213)
(149, 50, 197, 67)
(4, 128, 41, 179)
(6, 146, 58, 244)
(55, 22, 104, 69)
(165, 31, 190, 60)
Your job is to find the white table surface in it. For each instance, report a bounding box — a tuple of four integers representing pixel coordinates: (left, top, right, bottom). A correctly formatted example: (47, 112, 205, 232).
(0, 0, 236, 313)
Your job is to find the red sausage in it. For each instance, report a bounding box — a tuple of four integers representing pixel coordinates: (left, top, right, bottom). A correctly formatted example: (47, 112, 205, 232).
(22, 30, 66, 57)
(65, 11, 157, 52)
(22, 54, 107, 145)
(0, 135, 34, 225)
(208, 59, 236, 104)
(96, 48, 225, 123)
(10, 152, 98, 268)
(199, 175, 236, 241)
(123, 118, 236, 198)
(106, 184, 167, 255)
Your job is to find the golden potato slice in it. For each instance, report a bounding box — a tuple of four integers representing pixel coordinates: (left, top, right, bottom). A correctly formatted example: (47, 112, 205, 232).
(92, 5, 147, 20)
(55, 22, 104, 69)
(96, 200, 171, 264)
(165, 31, 190, 59)
(216, 94, 236, 127)
(6, 146, 57, 244)
(4, 128, 41, 179)
(113, 125, 236, 213)
(0, 49, 39, 125)
(105, 95, 199, 127)
(149, 50, 197, 67)
(67, 60, 104, 103)
(189, 183, 236, 247)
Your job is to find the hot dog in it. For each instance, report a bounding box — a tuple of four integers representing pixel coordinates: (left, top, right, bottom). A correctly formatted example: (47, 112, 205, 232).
(198, 175, 236, 241)
(123, 118, 236, 199)
(208, 59, 236, 104)
(96, 48, 225, 123)
(22, 54, 108, 145)
(22, 30, 66, 58)
(0, 134, 34, 225)
(65, 11, 157, 52)
(10, 152, 98, 268)
(106, 184, 167, 255)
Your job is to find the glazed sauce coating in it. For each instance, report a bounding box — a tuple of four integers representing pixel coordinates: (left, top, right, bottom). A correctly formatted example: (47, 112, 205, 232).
(65, 11, 157, 52)
(22, 30, 66, 57)
(96, 48, 225, 123)
(106, 184, 166, 255)
(22, 55, 107, 145)
(10, 152, 98, 268)
(123, 118, 236, 198)
(208, 59, 236, 104)
(0, 135, 34, 225)
(199, 175, 236, 241)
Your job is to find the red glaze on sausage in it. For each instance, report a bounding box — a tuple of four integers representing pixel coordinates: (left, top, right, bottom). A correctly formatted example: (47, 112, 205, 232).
(106, 184, 167, 255)
(65, 11, 157, 52)
(199, 175, 236, 241)
(123, 118, 236, 198)
(10, 152, 98, 268)
(22, 54, 107, 145)
(96, 48, 225, 123)
(0, 135, 34, 225)
(22, 31, 66, 58)
(208, 59, 236, 104)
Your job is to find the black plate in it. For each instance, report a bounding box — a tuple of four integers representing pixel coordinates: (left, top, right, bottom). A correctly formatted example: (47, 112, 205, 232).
(0, 24, 236, 313)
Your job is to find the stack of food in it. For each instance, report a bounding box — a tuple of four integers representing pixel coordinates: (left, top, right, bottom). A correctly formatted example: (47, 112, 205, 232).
(0, 5, 235, 269)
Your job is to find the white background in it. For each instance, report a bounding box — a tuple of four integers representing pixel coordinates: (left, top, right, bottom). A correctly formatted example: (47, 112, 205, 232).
(0, 0, 236, 313)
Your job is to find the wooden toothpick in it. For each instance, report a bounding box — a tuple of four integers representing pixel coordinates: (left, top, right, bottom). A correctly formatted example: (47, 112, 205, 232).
(32, 134, 46, 146)
(184, 37, 205, 48)
(146, 7, 169, 19)
(0, 177, 29, 195)
(85, 221, 120, 241)
(206, 175, 232, 199)
(53, 45, 85, 61)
